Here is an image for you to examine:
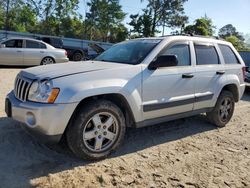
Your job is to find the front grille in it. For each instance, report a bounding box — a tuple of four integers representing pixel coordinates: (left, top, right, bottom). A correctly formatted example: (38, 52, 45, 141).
(14, 75, 32, 102)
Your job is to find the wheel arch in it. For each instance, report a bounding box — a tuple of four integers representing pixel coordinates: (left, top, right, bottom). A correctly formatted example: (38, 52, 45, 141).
(220, 84, 239, 102)
(66, 93, 136, 131)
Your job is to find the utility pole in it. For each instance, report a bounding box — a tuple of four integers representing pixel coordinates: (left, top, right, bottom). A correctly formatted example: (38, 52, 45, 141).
(5, 0, 10, 31)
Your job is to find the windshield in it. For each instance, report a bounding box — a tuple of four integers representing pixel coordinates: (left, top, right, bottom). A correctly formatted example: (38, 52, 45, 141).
(95, 39, 162, 65)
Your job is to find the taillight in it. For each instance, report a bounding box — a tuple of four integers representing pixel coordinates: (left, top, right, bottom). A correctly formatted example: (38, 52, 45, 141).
(65, 50, 68, 57)
(242, 67, 246, 80)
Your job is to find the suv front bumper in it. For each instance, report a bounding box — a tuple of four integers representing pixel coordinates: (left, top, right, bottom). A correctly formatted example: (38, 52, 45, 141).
(5, 91, 78, 143)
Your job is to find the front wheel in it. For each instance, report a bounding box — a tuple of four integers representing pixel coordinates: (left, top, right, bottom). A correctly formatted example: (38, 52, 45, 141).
(206, 90, 235, 127)
(66, 100, 126, 160)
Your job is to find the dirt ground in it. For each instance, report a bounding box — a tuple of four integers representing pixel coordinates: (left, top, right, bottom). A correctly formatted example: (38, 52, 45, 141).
(0, 67, 249, 188)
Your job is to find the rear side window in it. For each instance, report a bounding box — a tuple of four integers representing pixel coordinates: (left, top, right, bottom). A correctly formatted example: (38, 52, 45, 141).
(26, 40, 46, 49)
(39, 43, 47, 49)
(26, 40, 40, 48)
(160, 44, 190, 66)
(219, 45, 239, 64)
(195, 44, 219, 65)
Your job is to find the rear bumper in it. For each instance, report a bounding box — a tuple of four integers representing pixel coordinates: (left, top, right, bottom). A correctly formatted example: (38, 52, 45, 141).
(56, 57, 69, 63)
(5, 91, 78, 143)
(246, 81, 250, 87)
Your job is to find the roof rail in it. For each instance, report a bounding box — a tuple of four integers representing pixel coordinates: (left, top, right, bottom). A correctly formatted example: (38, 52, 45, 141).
(161, 34, 224, 40)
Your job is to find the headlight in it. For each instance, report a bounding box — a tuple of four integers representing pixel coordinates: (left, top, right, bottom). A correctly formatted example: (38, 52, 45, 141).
(28, 80, 60, 103)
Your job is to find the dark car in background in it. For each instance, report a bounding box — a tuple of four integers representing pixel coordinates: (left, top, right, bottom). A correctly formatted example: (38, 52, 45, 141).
(239, 51, 250, 87)
(37, 37, 106, 61)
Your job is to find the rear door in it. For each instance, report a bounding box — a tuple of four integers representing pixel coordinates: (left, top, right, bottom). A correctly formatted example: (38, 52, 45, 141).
(219, 44, 245, 85)
(0, 39, 24, 65)
(23, 40, 47, 65)
(193, 42, 225, 110)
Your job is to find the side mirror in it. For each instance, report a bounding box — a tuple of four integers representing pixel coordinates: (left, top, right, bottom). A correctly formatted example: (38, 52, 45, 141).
(148, 55, 178, 70)
(0, 44, 6, 48)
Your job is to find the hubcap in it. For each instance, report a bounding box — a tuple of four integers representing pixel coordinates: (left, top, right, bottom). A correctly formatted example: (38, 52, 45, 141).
(42, 58, 54, 65)
(219, 97, 232, 122)
(82, 112, 119, 152)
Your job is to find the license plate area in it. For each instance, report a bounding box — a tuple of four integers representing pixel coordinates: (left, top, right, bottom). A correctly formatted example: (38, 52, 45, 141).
(5, 98, 12, 117)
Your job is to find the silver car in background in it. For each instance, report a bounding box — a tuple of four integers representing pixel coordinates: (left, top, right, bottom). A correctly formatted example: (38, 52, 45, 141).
(0, 38, 69, 66)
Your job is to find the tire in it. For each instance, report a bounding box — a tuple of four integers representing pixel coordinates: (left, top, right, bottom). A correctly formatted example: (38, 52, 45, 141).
(206, 90, 235, 127)
(72, 52, 83, 61)
(41, 57, 55, 65)
(66, 99, 126, 160)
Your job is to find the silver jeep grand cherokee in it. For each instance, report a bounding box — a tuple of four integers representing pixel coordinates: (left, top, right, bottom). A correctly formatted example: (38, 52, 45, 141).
(5, 35, 246, 160)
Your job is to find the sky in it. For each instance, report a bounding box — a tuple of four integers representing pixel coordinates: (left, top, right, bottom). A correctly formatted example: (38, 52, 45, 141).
(79, 0, 250, 36)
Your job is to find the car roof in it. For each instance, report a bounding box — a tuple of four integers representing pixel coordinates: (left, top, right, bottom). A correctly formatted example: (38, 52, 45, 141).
(134, 35, 231, 46)
(2, 37, 55, 49)
(4, 37, 44, 43)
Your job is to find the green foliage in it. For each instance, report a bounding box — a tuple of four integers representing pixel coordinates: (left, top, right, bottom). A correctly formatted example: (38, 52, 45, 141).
(129, 9, 153, 37)
(130, 0, 188, 37)
(85, 0, 127, 42)
(184, 16, 215, 36)
(218, 24, 249, 50)
(218, 24, 244, 40)
(225, 36, 246, 50)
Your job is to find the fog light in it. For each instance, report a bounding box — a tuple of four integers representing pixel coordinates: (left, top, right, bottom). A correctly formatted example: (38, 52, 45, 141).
(26, 112, 36, 126)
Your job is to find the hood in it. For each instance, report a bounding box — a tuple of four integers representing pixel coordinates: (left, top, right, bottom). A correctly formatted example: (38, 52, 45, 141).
(20, 61, 129, 80)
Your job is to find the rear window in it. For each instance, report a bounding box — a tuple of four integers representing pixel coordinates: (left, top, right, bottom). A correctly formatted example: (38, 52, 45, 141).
(195, 44, 219, 65)
(239, 51, 250, 67)
(219, 45, 239, 64)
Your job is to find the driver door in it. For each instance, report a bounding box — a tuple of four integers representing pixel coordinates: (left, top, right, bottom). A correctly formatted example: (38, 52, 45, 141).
(142, 41, 195, 121)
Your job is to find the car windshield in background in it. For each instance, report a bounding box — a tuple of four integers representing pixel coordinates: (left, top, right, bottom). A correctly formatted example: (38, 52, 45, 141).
(95, 39, 162, 65)
(239, 51, 250, 67)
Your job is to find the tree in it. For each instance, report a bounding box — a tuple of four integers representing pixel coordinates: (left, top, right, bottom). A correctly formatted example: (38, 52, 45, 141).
(38, 0, 79, 35)
(133, 0, 188, 36)
(59, 16, 85, 38)
(0, 5, 4, 29)
(184, 16, 215, 36)
(218, 24, 244, 40)
(225, 35, 247, 50)
(218, 24, 249, 50)
(128, 9, 153, 37)
(85, 0, 127, 42)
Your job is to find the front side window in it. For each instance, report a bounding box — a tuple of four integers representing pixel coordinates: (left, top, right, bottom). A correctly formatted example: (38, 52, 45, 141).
(95, 39, 162, 65)
(195, 44, 219, 65)
(3, 39, 23, 48)
(160, 44, 190, 66)
(219, 44, 239, 65)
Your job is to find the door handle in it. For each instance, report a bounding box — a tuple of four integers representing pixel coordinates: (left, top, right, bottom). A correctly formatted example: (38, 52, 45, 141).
(216, 71, 225, 75)
(40, 51, 45, 53)
(182, 73, 194, 78)
(16, 50, 22, 52)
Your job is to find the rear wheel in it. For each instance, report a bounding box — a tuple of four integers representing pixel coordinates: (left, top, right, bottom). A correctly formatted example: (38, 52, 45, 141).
(206, 90, 235, 127)
(66, 100, 126, 160)
(41, 57, 55, 65)
(72, 52, 83, 61)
